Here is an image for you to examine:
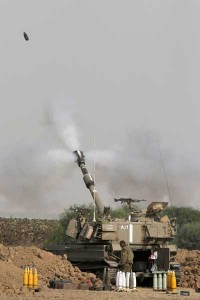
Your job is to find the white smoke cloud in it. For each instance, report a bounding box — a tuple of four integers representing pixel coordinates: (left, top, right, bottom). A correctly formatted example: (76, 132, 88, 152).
(0, 99, 81, 218)
(46, 99, 80, 151)
(0, 100, 199, 218)
(86, 149, 117, 166)
(46, 149, 74, 164)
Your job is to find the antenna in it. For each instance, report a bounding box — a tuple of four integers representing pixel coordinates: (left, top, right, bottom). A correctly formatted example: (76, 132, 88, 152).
(93, 136, 96, 222)
(157, 140, 173, 207)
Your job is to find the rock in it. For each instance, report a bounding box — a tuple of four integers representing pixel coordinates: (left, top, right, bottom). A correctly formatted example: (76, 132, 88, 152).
(62, 254, 68, 260)
(37, 251, 44, 259)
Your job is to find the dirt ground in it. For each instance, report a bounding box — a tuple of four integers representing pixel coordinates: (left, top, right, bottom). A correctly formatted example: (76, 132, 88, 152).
(0, 288, 198, 300)
(0, 244, 199, 299)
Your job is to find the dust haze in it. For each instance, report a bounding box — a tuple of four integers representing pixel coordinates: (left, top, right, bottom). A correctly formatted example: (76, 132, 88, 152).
(0, 101, 199, 218)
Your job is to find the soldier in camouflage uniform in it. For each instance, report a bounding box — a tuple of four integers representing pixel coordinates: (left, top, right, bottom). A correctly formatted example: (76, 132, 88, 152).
(119, 240, 134, 272)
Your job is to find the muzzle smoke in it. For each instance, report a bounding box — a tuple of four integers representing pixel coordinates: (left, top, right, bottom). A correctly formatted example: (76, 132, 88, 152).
(0, 101, 199, 218)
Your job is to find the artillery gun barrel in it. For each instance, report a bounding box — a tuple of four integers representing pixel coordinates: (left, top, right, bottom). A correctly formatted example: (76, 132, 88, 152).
(73, 150, 104, 216)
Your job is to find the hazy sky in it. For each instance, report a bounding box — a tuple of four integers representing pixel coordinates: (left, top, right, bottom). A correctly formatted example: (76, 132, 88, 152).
(0, 0, 200, 218)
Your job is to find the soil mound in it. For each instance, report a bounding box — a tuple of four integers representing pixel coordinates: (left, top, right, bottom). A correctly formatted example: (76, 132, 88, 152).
(176, 249, 200, 288)
(0, 244, 100, 296)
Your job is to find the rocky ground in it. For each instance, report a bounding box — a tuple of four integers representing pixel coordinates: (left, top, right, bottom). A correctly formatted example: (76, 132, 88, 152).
(0, 218, 58, 247)
(176, 249, 200, 289)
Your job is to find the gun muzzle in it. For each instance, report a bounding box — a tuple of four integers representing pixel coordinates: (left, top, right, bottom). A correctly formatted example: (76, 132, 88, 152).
(73, 150, 85, 166)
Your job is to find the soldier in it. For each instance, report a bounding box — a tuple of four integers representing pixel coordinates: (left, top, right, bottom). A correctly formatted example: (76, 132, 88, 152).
(119, 240, 134, 272)
(76, 210, 86, 231)
(148, 245, 159, 271)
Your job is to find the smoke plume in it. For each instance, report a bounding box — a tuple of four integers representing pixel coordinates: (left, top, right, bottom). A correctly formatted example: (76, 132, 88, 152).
(45, 99, 80, 151)
(0, 100, 199, 218)
(0, 100, 80, 218)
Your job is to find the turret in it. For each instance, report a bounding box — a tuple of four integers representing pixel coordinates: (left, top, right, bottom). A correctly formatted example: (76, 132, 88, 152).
(73, 150, 105, 216)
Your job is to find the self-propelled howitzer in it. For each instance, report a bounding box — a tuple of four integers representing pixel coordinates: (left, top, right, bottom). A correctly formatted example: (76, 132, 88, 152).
(47, 150, 179, 282)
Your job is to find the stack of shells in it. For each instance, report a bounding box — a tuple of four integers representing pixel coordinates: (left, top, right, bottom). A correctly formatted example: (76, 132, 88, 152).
(23, 266, 38, 289)
(167, 270, 177, 293)
(115, 270, 136, 291)
(153, 273, 167, 290)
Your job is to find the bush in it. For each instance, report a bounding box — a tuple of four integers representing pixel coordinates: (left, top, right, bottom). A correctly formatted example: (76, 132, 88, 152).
(177, 222, 200, 250)
(163, 206, 200, 249)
